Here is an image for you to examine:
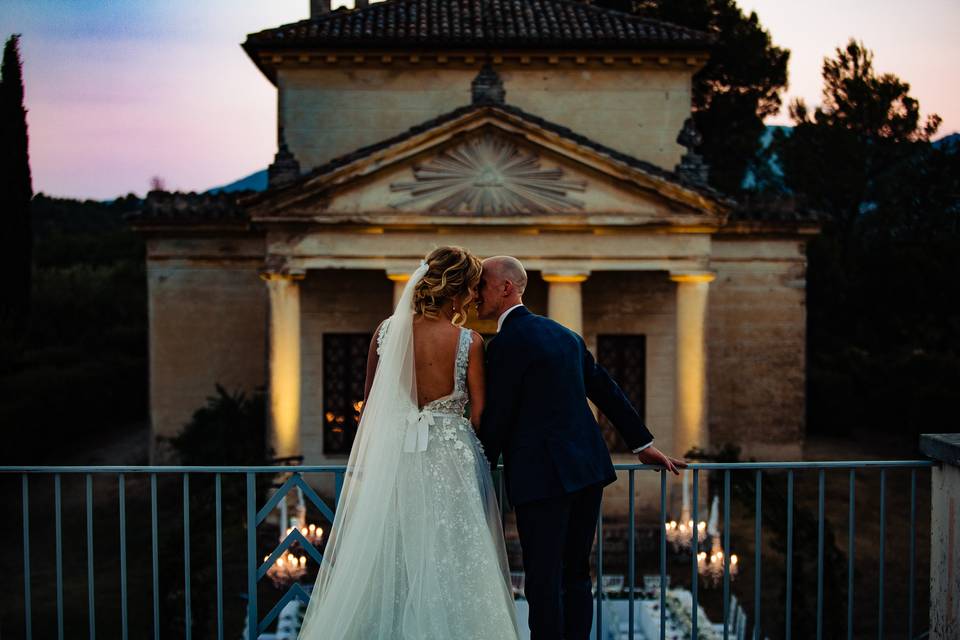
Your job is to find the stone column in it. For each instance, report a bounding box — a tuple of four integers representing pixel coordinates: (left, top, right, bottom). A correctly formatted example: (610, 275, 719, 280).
(387, 271, 410, 309)
(920, 433, 960, 640)
(543, 272, 589, 335)
(261, 270, 305, 459)
(670, 271, 715, 456)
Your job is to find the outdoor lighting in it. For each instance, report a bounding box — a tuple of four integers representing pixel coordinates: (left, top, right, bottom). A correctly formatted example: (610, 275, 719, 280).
(665, 470, 707, 550)
(265, 551, 308, 588)
(264, 477, 326, 588)
(696, 495, 739, 585)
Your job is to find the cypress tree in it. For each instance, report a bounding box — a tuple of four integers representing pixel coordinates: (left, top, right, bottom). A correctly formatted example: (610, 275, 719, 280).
(0, 34, 34, 369)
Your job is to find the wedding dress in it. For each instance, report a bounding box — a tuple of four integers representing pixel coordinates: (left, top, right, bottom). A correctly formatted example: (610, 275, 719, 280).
(298, 264, 519, 640)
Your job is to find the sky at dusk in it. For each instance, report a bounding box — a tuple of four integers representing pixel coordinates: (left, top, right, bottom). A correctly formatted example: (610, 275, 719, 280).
(2, 0, 958, 200)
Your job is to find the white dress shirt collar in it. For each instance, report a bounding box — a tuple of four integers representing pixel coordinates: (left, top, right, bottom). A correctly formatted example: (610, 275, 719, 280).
(496, 304, 525, 332)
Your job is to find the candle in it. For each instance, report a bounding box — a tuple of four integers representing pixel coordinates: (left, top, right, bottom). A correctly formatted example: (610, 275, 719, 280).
(681, 469, 690, 517)
(707, 495, 720, 537)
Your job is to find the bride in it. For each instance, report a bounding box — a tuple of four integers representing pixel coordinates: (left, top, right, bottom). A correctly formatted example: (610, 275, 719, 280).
(298, 246, 520, 640)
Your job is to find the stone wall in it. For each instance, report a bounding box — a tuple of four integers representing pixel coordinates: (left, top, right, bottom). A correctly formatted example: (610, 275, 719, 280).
(278, 66, 690, 174)
(582, 271, 677, 452)
(582, 271, 677, 505)
(300, 269, 394, 465)
(707, 237, 809, 459)
(145, 236, 267, 461)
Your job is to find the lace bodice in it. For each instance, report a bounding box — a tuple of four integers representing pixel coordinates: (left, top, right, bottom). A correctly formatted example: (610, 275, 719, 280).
(377, 319, 472, 416)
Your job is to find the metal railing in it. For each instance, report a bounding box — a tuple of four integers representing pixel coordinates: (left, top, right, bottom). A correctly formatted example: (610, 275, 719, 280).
(1, 460, 935, 640)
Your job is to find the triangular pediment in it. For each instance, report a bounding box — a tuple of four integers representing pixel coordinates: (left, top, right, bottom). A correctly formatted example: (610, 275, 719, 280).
(245, 105, 732, 227)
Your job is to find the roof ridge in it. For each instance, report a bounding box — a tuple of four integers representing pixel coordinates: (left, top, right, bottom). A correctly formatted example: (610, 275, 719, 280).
(243, 0, 713, 53)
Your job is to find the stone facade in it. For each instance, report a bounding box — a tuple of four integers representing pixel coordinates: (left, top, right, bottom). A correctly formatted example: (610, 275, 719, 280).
(144, 235, 267, 460)
(279, 65, 692, 174)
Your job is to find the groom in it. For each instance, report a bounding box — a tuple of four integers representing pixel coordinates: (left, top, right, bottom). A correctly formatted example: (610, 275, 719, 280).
(477, 256, 685, 640)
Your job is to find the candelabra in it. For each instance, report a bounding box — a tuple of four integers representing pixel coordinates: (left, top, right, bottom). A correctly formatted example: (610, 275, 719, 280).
(265, 551, 308, 589)
(697, 495, 739, 585)
(665, 472, 740, 583)
(665, 469, 707, 551)
(264, 478, 326, 589)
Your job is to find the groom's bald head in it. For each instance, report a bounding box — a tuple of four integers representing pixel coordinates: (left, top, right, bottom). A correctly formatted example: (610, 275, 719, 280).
(483, 256, 528, 294)
(477, 256, 527, 320)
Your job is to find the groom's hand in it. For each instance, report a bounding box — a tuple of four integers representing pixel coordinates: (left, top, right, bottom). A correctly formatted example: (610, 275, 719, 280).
(636, 445, 687, 475)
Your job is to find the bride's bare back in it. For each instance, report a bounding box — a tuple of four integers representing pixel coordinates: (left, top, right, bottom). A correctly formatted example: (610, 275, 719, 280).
(364, 315, 486, 427)
(412, 317, 466, 406)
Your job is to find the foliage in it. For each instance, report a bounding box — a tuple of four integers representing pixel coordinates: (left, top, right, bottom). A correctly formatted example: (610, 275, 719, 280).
(0, 34, 34, 370)
(589, 0, 790, 194)
(765, 39, 959, 436)
(160, 385, 272, 637)
(167, 384, 271, 466)
(772, 40, 941, 236)
(0, 194, 148, 462)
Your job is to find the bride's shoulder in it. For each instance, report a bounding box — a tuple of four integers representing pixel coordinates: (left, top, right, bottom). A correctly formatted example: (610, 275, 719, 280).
(375, 317, 392, 353)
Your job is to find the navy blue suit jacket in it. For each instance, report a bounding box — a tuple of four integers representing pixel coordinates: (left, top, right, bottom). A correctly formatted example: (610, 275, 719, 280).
(478, 306, 654, 506)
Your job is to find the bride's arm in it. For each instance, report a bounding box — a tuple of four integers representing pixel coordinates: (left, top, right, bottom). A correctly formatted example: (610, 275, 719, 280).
(466, 331, 486, 430)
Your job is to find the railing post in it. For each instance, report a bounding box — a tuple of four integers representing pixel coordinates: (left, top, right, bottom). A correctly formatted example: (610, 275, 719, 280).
(246, 472, 258, 639)
(920, 433, 960, 640)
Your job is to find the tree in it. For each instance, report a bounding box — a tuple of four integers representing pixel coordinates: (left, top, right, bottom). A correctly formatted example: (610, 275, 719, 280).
(768, 39, 956, 437)
(772, 40, 941, 236)
(0, 34, 33, 372)
(589, 0, 790, 194)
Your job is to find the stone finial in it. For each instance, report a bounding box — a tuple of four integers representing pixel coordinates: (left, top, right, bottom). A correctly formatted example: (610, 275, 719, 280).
(675, 117, 710, 186)
(471, 63, 506, 106)
(267, 128, 302, 189)
(310, 0, 331, 18)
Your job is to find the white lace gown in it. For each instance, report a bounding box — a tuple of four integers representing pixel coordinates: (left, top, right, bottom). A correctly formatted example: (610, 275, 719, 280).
(298, 324, 519, 640)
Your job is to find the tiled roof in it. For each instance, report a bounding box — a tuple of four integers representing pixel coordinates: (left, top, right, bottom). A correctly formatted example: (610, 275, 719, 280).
(728, 194, 824, 224)
(126, 191, 251, 225)
(243, 0, 712, 52)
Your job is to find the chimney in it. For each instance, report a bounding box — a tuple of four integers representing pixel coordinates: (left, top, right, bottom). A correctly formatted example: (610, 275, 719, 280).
(355, 0, 370, 7)
(310, 0, 330, 18)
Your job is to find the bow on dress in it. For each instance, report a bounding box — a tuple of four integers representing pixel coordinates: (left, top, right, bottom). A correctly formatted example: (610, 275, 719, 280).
(404, 407, 434, 453)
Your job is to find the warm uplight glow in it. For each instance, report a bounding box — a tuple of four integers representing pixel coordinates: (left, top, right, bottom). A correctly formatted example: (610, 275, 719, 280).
(264, 274, 303, 458)
(544, 273, 589, 336)
(671, 273, 715, 454)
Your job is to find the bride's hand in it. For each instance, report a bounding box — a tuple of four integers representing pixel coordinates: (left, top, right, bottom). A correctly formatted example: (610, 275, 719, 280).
(636, 445, 687, 475)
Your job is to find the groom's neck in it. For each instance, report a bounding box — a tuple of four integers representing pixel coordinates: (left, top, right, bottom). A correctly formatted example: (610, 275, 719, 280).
(499, 297, 523, 317)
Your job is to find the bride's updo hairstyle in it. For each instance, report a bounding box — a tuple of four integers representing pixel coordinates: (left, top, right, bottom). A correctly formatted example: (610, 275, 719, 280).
(413, 246, 482, 327)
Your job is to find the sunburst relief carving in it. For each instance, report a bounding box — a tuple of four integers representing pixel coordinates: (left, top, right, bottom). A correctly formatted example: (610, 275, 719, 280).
(390, 136, 587, 215)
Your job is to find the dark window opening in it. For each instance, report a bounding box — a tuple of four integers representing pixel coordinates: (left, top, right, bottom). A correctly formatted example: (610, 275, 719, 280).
(596, 334, 647, 453)
(322, 333, 371, 455)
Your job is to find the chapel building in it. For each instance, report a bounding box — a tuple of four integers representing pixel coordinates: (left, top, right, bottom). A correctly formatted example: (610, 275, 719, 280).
(130, 0, 818, 470)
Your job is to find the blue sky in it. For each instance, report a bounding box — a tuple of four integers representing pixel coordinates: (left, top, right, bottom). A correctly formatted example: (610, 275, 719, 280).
(2, 0, 957, 199)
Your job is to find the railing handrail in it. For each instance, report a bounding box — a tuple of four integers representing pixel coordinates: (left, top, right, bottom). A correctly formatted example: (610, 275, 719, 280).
(0, 459, 936, 473)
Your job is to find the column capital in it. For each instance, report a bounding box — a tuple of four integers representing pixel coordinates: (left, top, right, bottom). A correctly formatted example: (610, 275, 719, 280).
(260, 270, 305, 282)
(670, 271, 716, 284)
(260, 255, 305, 282)
(542, 271, 590, 284)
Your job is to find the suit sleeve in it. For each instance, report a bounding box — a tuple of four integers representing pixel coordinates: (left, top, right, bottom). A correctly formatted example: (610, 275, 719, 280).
(478, 341, 521, 471)
(579, 336, 654, 451)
